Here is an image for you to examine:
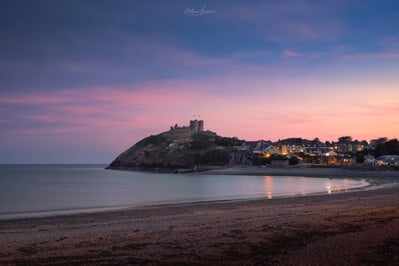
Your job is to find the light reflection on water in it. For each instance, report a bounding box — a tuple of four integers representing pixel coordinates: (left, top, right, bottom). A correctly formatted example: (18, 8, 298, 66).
(0, 165, 369, 216)
(263, 176, 360, 199)
(325, 178, 350, 194)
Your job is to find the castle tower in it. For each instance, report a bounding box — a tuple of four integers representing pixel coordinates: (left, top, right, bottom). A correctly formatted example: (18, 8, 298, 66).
(189, 119, 204, 132)
(198, 120, 204, 131)
(190, 120, 199, 131)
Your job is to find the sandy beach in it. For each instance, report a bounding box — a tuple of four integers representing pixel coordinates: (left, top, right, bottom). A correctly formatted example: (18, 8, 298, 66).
(0, 167, 398, 265)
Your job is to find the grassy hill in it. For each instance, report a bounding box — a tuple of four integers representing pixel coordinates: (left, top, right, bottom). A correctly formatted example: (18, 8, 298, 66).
(107, 128, 243, 171)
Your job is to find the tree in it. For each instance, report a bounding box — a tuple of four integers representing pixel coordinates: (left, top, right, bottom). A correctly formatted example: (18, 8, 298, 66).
(375, 142, 386, 157)
(252, 154, 270, 166)
(325, 141, 331, 146)
(355, 151, 366, 163)
(385, 139, 399, 155)
(374, 138, 399, 157)
(289, 156, 300, 165)
(376, 137, 388, 144)
(313, 137, 320, 143)
(338, 136, 352, 143)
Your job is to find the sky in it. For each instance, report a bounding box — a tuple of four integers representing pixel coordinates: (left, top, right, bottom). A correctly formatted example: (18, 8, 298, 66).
(0, 0, 399, 163)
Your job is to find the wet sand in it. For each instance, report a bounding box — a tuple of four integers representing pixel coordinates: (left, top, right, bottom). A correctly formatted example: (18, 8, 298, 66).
(0, 168, 398, 265)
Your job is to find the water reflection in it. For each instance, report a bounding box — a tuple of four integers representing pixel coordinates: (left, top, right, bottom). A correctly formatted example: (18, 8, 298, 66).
(264, 176, 273, 199)
(300, 177, 307, 196)
(0, 165, 370, 216)
(263, 176, 366, 199)
(325, 178, 350, 194)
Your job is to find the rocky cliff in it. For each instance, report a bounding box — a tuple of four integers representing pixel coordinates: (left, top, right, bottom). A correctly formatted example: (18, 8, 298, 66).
(107, 128, 244, 171)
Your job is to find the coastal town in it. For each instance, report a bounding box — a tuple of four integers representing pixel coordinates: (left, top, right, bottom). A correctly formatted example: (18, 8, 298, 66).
(237, 136, 399, 168)
(170, 119, 399, 169)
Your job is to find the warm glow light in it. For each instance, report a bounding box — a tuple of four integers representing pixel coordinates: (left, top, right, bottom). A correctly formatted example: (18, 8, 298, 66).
(344, 179, 349, 192)
(281, 145, 288, 155)
(326, 184, 332, 194)
(264, 176, 274, 199)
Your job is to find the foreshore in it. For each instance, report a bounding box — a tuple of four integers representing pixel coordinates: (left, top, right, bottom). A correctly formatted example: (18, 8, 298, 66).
(0, 167, 398, 265)
(203, 166, 399, 185)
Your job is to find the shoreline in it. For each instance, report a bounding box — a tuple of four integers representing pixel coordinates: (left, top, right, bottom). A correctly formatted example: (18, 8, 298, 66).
(108, 164, 399, 180)
(1, 167, 398, 265)
(202, 166, 399, 187)
(203, 165, 399, 177)
(0, 167, 386, 221)
(0, 177, 373, 222)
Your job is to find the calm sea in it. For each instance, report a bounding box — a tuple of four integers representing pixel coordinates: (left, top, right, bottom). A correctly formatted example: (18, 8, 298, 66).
(0, 165, 368, 218)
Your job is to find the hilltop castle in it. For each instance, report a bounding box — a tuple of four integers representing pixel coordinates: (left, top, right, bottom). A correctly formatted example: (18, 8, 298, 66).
(189, 119, 204, 132)
(170, 119, 204, 132)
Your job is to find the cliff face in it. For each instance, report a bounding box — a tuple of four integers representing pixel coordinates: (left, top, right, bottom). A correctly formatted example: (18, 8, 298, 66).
(107, 128, 244, 170)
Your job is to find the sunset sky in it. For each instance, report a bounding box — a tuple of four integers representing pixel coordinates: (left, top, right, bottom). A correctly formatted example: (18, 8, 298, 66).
(1, 0, 399, 163)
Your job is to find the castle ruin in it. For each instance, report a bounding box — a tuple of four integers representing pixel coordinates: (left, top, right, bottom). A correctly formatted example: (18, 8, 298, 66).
(189, 119, 204, 132)
(170, 119, 204, 132)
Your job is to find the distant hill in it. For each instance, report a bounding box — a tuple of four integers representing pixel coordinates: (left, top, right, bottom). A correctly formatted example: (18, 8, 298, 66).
(106, 128, 244, 171)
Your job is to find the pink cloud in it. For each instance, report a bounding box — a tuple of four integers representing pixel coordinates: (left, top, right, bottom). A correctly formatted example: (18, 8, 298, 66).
(56, 105, 101, 116)
(280, 21, 341, 41)
(0, 94, 68, 105)
(0, 82, 206, 109)
(27, 115, 60, 123)
(92, 88, 191, 107)
(356, 103, 399, 116)
(220, 2, 342, 42)
(283, 50, 301, 57)
(1, 83, 212, 143)
(17, 126, 83, 135)
(2, 74, 399, 145)
(22, 101, 153, 130)
(291, 23, 317, 39)
(230, 51, 271, 60)
(122, 42, 227, 68)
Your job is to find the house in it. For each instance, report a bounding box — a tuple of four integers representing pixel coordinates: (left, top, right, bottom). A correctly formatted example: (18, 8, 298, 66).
(376, 155, 399, 166)
(364, 155, 375, 165)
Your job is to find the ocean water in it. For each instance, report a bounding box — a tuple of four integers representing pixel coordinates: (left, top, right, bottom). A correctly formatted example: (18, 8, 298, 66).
(0, 165, 369, 218)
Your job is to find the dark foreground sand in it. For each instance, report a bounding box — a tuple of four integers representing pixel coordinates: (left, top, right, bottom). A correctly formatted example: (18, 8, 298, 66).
(1, 168, 398, 265)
